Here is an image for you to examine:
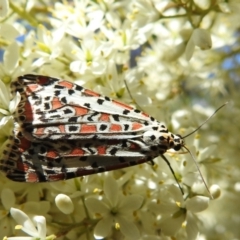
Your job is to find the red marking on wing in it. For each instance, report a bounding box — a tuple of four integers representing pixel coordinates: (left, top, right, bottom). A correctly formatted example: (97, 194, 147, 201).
(73, 106, 89, 116)
(129, 142, 139, 150)
(132, 122, 143, 130)
(24, 102, 33, 121)
(142, 112, 150, 118)
(59, 125, 66, 133)
(112, 100, 133, 110)
(52, 97, 63, 110)
(110, 124, 122, 132)
(69, 148, 85, 156)
(80, 124, 97, 133)
(97, 146, 106, 155)
(84, 89, 101, 97)
(58, 81, 74, 89)
(34, 127, 45, 136)
(99, 113, 110, 122)
(38, 76, 51, 85)
(16, 161, 28, 172)
(48, 173, 66, 181)
(26, 84, 40, 94)
(46, 150, 59, 159)
(19, 137, 31, 152)
(27, 172, 42, 183)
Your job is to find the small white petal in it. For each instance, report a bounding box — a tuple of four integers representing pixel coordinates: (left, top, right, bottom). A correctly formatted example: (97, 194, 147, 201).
(118, 195, 143, 212)
(70, 61, 86, 74)
(85, 197, 109, 215)
(91, 61, 106, 75)
(33, 216, 46, 238)
(9, 91, 21, 114)
(104, 175, 119, 207)
(0, 80, 10, 109)
(0, 24, 19, 40)
(160, 213, 185, 236)
(10, 208, 38, 237)
(186, 212, 199, 240)
(55, 194, 74, 214)
(94, 216, 113, 238)
(186, 196, 209, 213)
(117, 215, 140, 239)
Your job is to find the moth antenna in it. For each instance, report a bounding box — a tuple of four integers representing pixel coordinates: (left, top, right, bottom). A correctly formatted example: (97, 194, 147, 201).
(182, 102, 228, 139)
(124, 79, 144, 111)
(182, 145, 213, 199)
(161, 154, 184, 195)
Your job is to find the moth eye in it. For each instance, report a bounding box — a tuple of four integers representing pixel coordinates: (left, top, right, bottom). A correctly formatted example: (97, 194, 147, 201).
(173, 144, 181, 151)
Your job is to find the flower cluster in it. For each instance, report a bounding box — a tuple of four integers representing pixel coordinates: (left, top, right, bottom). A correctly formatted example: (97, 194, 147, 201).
(0, 0, 239, 239)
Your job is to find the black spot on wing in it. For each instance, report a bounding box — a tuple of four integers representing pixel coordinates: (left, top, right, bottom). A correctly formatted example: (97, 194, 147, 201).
(105, 96, 111, 101)
(54, 90, 61, 96)
(68, 116, 78, 122)
(109, 147, 118, 155)
(150, 135, 156, 140)
(44, 102, 51, 110)
(112, 115, 119, 121)
(64, 108, 73, 114)
(68, 89, 75, 95)
(75, 85, 83, 91)
(61, 97, 67, 104)
(68, 125, 78, 132)
(84, 103, 91, 108)
(134, 109, 141, 113)
(160, 129, 168, 133)
(54, 85, 65, 89)
(123, 109, 130, 115)
(97, 99, 104, 105)
(100, 124, 108, 131)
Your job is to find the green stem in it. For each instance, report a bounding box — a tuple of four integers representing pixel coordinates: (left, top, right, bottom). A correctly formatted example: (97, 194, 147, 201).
(9, 2, 38, 27)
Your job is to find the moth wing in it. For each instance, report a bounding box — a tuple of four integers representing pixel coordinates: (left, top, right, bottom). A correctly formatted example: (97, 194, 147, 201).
(0, 134, 156, 182)
(13, 75, 162, 141)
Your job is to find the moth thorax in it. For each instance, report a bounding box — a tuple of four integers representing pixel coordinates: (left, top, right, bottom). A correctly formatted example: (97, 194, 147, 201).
(143, 131, 171, 149)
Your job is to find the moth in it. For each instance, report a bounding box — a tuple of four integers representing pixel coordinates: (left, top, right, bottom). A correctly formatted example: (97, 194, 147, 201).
(0, 74, 220, 187)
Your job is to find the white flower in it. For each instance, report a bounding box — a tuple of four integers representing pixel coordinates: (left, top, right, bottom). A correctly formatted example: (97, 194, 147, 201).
(148, 185, 209, 238)
(185, 28, 212, 60)
(33, 24, 65, 67)
(0, 80, 21, 117)
(85, 175, 143, 239)
(8, 208, 55, 240)
(69, 35, 113, 76)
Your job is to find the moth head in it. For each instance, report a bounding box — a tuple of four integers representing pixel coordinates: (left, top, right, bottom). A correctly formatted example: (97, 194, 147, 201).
(171, 133, 184, 151)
